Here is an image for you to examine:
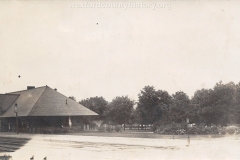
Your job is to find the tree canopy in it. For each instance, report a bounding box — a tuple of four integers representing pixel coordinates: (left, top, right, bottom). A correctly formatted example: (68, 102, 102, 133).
(136, 86, 172, 125)
(191, 81, 240, 126)
(79, 96, 108, 119)
(79, 81, 240, 129)
(105, 96, 134, 130)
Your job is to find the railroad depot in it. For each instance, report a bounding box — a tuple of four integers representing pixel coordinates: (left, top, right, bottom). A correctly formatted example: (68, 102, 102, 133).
(0, 86, 98, 133)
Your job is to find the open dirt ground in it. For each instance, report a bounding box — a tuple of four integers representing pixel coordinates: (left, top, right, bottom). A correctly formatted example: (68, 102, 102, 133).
(0, 132, 240, 160)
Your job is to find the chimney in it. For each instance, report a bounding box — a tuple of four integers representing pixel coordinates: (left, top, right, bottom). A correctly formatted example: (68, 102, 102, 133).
(27, 86, 35, 90)
(54, 88, 57, 91)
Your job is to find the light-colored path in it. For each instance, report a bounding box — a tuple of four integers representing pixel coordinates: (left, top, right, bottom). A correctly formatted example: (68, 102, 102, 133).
(0, 133, 240, 160)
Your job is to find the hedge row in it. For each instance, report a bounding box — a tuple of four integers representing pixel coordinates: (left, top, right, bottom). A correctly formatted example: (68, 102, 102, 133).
(97, 125, 122, 132)
(155, 125, 240, 135)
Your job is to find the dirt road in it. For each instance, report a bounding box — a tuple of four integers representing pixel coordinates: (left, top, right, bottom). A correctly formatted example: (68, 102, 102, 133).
(0, 133, 240, 160)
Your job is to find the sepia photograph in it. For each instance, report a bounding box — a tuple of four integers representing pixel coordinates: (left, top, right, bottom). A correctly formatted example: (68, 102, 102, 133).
(0, 0, 240, 160)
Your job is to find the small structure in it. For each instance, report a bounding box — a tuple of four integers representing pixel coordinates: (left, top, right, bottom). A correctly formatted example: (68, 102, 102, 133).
(0, 86, 98, 133)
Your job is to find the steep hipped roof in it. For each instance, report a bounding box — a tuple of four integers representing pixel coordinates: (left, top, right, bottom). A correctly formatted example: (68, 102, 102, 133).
(0, 86, 98, 117)
(0, 94, 20, 112)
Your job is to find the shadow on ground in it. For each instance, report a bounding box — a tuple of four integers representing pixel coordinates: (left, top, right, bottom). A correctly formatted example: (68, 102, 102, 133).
(0, 136, 31, 153)
(0, 155, 12, 160)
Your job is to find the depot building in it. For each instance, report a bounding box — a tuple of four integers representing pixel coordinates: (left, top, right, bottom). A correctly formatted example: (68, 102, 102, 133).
(0, 86, 98, 133)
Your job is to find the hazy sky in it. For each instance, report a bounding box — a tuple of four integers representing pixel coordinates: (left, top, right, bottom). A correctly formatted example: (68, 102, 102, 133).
(1, 1, 240, 102)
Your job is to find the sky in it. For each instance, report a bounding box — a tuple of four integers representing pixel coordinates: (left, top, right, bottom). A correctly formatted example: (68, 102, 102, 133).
(1, 1, 240, 102)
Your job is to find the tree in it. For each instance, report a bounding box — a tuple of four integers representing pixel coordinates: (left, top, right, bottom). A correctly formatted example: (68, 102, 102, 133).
(191, 89, 213, 125)
(170, 91, 190, 123)
(106, 96, 134, 131)
(79, 96, 108, 119)
(191, 81, 240, 126)
(136, 86, 172, 129)
(137, 86, 160, 127)
(235, 82, 240, 123)
(211, 81, 237, 126)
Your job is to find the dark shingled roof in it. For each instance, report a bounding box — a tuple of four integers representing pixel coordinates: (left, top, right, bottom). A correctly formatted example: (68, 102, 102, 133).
(0, 94, 19, 112)
(0, 86, 98, 118)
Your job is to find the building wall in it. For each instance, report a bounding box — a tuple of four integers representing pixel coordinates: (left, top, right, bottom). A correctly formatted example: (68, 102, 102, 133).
(0, 116, 98, 133)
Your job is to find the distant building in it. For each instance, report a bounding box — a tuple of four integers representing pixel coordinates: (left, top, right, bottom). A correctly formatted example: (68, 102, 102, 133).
(0, 86, 98, 133)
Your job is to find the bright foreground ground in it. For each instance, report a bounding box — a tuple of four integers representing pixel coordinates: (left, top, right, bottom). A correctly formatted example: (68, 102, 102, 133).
(0, 132, 240, 160)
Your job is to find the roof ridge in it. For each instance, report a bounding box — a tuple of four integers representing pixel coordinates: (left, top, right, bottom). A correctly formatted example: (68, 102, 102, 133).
(8, 86, 47, 94)
(46, 87, 79, 103)
(26, 86, 47, 116)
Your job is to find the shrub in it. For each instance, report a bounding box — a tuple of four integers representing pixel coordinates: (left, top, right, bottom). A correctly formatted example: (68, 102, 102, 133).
(161, 124, 173, 135)
(61, 127, 68, 133)
(210, 126, 219, 134)
(225, 127, 237, 135)
(201, 127, 212, 134)
(154, 126, 163, 134)
(153, 122, 163, 132)
(176, 129, 186, 135)
(155, 123, 182, 135)
(180, 121, 188, 130)
(218, 127, 226, 135)
(154, 124, 240, 135)
(106, 125, 113, 132)
(235, 128, 240, 135)
(97, 126, 105, 132)
(115, 126, 122, 132)
(163, 127, 175, 135)
(53, 128, 60, 134)
(188, 126, 200, 134)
